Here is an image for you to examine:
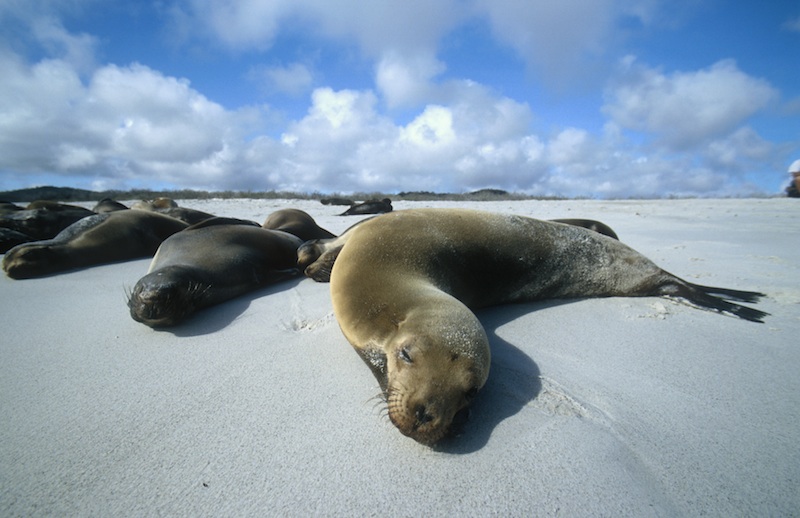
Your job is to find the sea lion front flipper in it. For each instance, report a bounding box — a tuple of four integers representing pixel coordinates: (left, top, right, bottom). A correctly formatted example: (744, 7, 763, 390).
(303, 244, 343, 282)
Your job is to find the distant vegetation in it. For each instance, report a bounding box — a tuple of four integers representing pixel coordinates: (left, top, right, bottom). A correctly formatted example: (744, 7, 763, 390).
(0, 185, 563, 203)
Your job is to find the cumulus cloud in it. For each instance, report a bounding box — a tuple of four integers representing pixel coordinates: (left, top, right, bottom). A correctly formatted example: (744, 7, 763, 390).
(251, 62, 314, 96)
(271, 84, 537, 193)
(30, 17, 98, 74)
(0, 49, 259, 189)
(603, 58, 779, 149)
(0, 40, 781, 197)
(375, 51, 446, 108)
(0, 2, 791, 197)
(475, 0, 615, 83)
(174, 0, 463, 56)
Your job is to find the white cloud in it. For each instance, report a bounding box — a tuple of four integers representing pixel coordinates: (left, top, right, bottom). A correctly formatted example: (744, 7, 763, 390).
(603, 58, 778, 149)
(0, 7, 791, 197)
(175, 0, 463, 56)
(30, 17, 97, 74)
(252, 62, 314, 96)
(472, 0, 655, 87)
(1, 42, 782, 197)
(375, 51, 445, 108)
(181, 0, 286, 51)
(0, 49, 259, 189)
(402, 106, 456, 148)
(783, 16, 800, 32)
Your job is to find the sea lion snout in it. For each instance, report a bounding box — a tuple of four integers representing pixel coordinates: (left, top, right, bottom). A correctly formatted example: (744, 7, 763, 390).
(388, 397, 450, 445)
(387, 387, 476, 445)
(128, 270, 201, 327)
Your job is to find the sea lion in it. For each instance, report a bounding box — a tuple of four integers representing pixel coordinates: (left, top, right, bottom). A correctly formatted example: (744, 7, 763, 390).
(155, 206, 216, 225)
(0, 206, 94, 239)
(306, 209, 767, 444)
(262, 208, 336, 241)
(340, 198, 393, 216)
(296, 216, 618, 280)
(130, 199, 215, 225)
(25, 200, 89, 211)
(132, 197, 178, 210)
(3, 211, 188, 279)
(0, 228, 34, 253)
(0, 201, 24, 214)
(93, 198, 129, 213)
(321, 197, 355, 206)
(551, 218, 619, 240)
(128, 218, 303, 327)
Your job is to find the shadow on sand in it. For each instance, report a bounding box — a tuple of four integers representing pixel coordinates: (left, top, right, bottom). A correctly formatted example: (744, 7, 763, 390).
(435, 300, 574, 454)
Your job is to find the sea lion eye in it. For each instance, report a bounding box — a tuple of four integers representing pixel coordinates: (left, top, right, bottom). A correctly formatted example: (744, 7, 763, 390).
(465, 388, 478, 401)
(399, 347, 413, 364)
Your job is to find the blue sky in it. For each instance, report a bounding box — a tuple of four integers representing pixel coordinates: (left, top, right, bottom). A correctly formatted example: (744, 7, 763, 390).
(0, 0, 798, 197)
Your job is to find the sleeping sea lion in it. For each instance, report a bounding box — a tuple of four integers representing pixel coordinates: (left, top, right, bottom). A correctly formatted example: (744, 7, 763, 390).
(302, 209, 767, 444)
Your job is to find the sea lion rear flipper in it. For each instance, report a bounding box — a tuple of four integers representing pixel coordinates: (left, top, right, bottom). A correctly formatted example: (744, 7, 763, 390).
(663, 282, 769, 323)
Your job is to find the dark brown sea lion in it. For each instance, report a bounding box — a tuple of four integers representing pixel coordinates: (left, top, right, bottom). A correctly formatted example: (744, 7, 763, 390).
(321, 197, 355, 206)
(130, 199, 216, 225)
(155, 207, 216, 225)
(340, 198, 393, 216)
(3, 211, 188, 279)
(0, 228, 34, 253)
(0, 201, 24, 214)
(304, 209, 767, 444)
(25, 200, 89, 211)
(0, 207, 94, 240)
(551, 218, 619, 240)
(128, 218, 303, 327)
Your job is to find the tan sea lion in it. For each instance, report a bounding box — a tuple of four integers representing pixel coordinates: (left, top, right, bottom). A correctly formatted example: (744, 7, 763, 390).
(128, 218, 303, 327)
(305, 209, 767, 445)
(296, 216, 618, 280)
(131, 197, 178, 211)
(262, 208, 336, 241)
(92, 198, 129, 213)
(3, 211, 187, 279)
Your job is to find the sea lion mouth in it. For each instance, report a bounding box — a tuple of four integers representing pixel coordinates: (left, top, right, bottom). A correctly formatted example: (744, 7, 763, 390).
(386, 388, 471, 445)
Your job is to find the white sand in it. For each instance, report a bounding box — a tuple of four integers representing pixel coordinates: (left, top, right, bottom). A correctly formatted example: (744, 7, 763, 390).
(1, 198, 798, 516)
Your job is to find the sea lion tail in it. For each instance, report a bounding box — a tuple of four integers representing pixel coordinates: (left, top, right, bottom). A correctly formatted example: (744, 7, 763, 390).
(663, 282, 769, 323)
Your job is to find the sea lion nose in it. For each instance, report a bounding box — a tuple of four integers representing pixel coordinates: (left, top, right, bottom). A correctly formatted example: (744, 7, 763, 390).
(414, 405, 434, 426)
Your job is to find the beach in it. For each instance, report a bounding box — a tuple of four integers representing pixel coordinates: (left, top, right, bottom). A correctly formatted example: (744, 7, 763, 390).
(1, 198, 798, 516)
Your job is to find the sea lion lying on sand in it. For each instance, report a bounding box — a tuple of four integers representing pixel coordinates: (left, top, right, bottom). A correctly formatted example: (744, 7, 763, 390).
(300, 209, 767, 444)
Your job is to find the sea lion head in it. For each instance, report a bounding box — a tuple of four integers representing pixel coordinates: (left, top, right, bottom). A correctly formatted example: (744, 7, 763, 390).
(128, 266, 208, 327)
(383, 305, 490, 445)
(3, 244, 62, 279)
